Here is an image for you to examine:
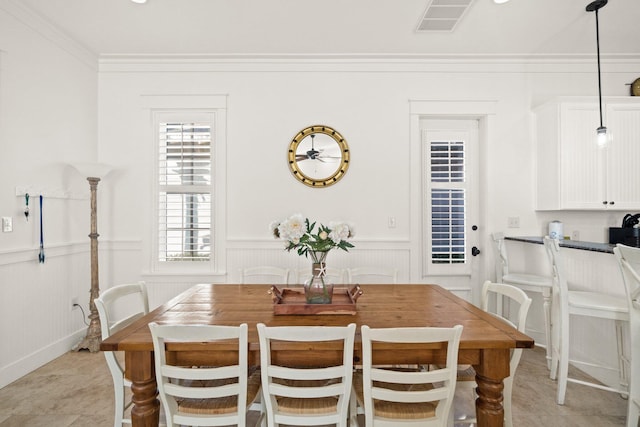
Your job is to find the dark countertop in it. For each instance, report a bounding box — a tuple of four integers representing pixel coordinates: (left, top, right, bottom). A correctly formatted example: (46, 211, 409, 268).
(505, 236, 614, 254)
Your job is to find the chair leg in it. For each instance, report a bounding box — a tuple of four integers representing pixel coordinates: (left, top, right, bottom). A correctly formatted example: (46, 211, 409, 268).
(615, 320, 629, 396)
(503, 376, 514, 427)
(549, 327, 559, 381)
(542, 288, 552, 370)
(260, 395, 267, 427)
(113, 380, 125, 427)
(349, 389, 359, 427)
(627, 398, 640, 427)
(556, 316, 570, 405)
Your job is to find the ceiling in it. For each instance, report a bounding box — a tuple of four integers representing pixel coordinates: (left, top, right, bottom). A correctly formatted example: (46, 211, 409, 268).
(16, 0, 640, 57)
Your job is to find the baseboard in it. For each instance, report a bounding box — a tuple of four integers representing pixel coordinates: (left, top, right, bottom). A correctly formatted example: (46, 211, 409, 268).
(0, 328, 86, 389)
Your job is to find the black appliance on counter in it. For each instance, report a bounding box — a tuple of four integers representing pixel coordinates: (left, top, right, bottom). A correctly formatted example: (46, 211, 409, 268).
(609, 213, 640, 247)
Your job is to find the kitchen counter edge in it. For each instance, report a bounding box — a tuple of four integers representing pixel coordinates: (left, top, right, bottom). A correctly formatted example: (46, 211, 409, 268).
(505, 236, 614, 254)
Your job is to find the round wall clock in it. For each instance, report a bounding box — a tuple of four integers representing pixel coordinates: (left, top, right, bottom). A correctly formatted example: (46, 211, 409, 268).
(631, 77, 640, 96)
(287, 125, 350, 187)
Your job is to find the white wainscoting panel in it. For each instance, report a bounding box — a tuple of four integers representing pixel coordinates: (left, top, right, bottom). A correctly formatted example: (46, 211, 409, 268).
(226, 239, 411, 285)
(0, 242, 90, 388)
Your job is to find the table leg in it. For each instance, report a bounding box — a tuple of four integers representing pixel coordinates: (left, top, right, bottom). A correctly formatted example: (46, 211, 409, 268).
(474, 348, 510, 427)
(126, 350, 160, 427)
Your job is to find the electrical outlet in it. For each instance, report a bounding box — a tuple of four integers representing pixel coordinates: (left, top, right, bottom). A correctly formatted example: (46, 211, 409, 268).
(71, 296, 79, 310)
(388, 216, 396, 228)
(2, 217, 12, 232)
(571, 230, 580, 241)
(507, 217, 520, 228)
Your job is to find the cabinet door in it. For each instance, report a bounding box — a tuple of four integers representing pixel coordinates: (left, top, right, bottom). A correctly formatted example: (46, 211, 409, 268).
(606, 104, 640, 209)
(560, 104, 607, 209)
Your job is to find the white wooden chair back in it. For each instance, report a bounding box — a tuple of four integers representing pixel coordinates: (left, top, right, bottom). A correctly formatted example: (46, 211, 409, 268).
(490, 231, 510, 281)
(481, 281, 531, 427)
(544, 237, 570, 324)
(94, 282, 149, 427)
(481, 281, 532, 370)
(149, 322, 261, 427)
(257, 323, 356, 427)
(347, 267, 398, 284)
(358, 324, 463, 427)
(240, 266, 291, 284)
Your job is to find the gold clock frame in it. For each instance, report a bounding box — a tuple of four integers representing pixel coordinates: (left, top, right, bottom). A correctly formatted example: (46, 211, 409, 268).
(287, 125, 350, 187)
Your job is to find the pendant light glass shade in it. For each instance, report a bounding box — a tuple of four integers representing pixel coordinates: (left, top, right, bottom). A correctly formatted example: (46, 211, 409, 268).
(596, 126, 608, 147)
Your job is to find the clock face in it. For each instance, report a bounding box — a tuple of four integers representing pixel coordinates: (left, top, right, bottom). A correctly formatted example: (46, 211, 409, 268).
(632, 78, 640, 97)
(288, 125, 350, 187)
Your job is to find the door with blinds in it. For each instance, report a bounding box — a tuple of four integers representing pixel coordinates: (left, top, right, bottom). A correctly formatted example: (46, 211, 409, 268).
(421, 119, 479, 286)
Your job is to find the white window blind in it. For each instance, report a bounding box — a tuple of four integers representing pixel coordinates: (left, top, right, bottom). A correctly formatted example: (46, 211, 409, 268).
(158, 122, 212, 262)
(428, 139, 467, 266)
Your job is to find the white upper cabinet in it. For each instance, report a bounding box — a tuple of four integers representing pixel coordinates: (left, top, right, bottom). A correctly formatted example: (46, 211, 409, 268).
(535, 97, 640, 210)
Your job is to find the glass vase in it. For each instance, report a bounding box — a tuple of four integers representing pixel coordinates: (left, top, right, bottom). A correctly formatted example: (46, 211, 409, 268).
(304, 251, 333, 304)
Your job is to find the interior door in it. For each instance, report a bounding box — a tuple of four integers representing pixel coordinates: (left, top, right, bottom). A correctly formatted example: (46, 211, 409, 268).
(421, 119, 480, 291)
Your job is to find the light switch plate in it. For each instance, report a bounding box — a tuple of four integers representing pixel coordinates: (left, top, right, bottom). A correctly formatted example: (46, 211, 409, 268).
(2, 217, 13, 232)
(507, 217, 520, 228)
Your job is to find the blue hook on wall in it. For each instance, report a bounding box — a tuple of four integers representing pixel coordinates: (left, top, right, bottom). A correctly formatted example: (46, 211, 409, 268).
(38, 195, 45, 263)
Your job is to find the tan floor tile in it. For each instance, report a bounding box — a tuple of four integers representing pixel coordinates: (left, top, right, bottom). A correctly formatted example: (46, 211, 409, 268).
(0, 415, 78, 427)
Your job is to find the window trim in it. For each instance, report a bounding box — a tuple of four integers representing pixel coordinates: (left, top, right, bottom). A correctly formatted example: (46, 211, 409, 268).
(142, 94, 227, 275)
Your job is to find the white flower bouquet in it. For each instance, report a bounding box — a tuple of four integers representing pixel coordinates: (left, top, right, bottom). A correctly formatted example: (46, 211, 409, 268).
(270, 213, 354, 258)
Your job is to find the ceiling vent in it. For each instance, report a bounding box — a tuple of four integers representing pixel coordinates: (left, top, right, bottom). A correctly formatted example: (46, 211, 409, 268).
(416, 0, 474, 32)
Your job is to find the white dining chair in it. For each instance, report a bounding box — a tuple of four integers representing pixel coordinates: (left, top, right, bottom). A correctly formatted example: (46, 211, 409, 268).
(95, 282, 150, 427)
(347, 267, 398, 284)
(240, 266, 291, 285)
(453, 280, 531, 427)
(149, 322, 263, 427)
(491, 232, 553, 367)
(613, 244, 640, 427)
(257, 323, 356, 427)
(352, 324, 463, 427)
(545, 236, 629, 405)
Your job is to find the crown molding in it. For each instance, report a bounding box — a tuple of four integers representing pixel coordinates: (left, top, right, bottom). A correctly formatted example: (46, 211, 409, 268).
(0, 0, 97, 70)
(98, 53, 640, 74)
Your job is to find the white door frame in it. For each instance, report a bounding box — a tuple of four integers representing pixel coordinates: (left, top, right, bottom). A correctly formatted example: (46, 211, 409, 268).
(409, 100, 496, 304)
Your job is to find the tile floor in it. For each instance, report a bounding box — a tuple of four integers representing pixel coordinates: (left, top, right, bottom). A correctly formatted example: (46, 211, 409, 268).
(0, 347, 629, 426)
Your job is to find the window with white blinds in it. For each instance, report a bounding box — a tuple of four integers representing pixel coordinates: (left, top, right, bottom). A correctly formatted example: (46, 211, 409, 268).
(424, 134, 468, 273)
(429, 140, 466, 265)
(158, 121, 212, 262)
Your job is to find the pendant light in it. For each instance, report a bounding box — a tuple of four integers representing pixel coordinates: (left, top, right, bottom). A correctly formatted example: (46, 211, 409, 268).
(586, 0, 608, 147)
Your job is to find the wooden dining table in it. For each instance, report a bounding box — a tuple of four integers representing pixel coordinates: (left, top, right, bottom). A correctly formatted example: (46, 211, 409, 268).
(100, 283, 534, 427)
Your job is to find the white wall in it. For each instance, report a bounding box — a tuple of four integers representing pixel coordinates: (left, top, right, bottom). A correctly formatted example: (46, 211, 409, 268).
(97, 58, 638, 283)
(0, 4, 98, 387)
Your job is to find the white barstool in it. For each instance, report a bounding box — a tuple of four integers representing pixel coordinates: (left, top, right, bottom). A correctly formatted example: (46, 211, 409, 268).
(545, 236, 629, 405)
(613, 244, 640, 427)
(491, 232, 553, 367)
